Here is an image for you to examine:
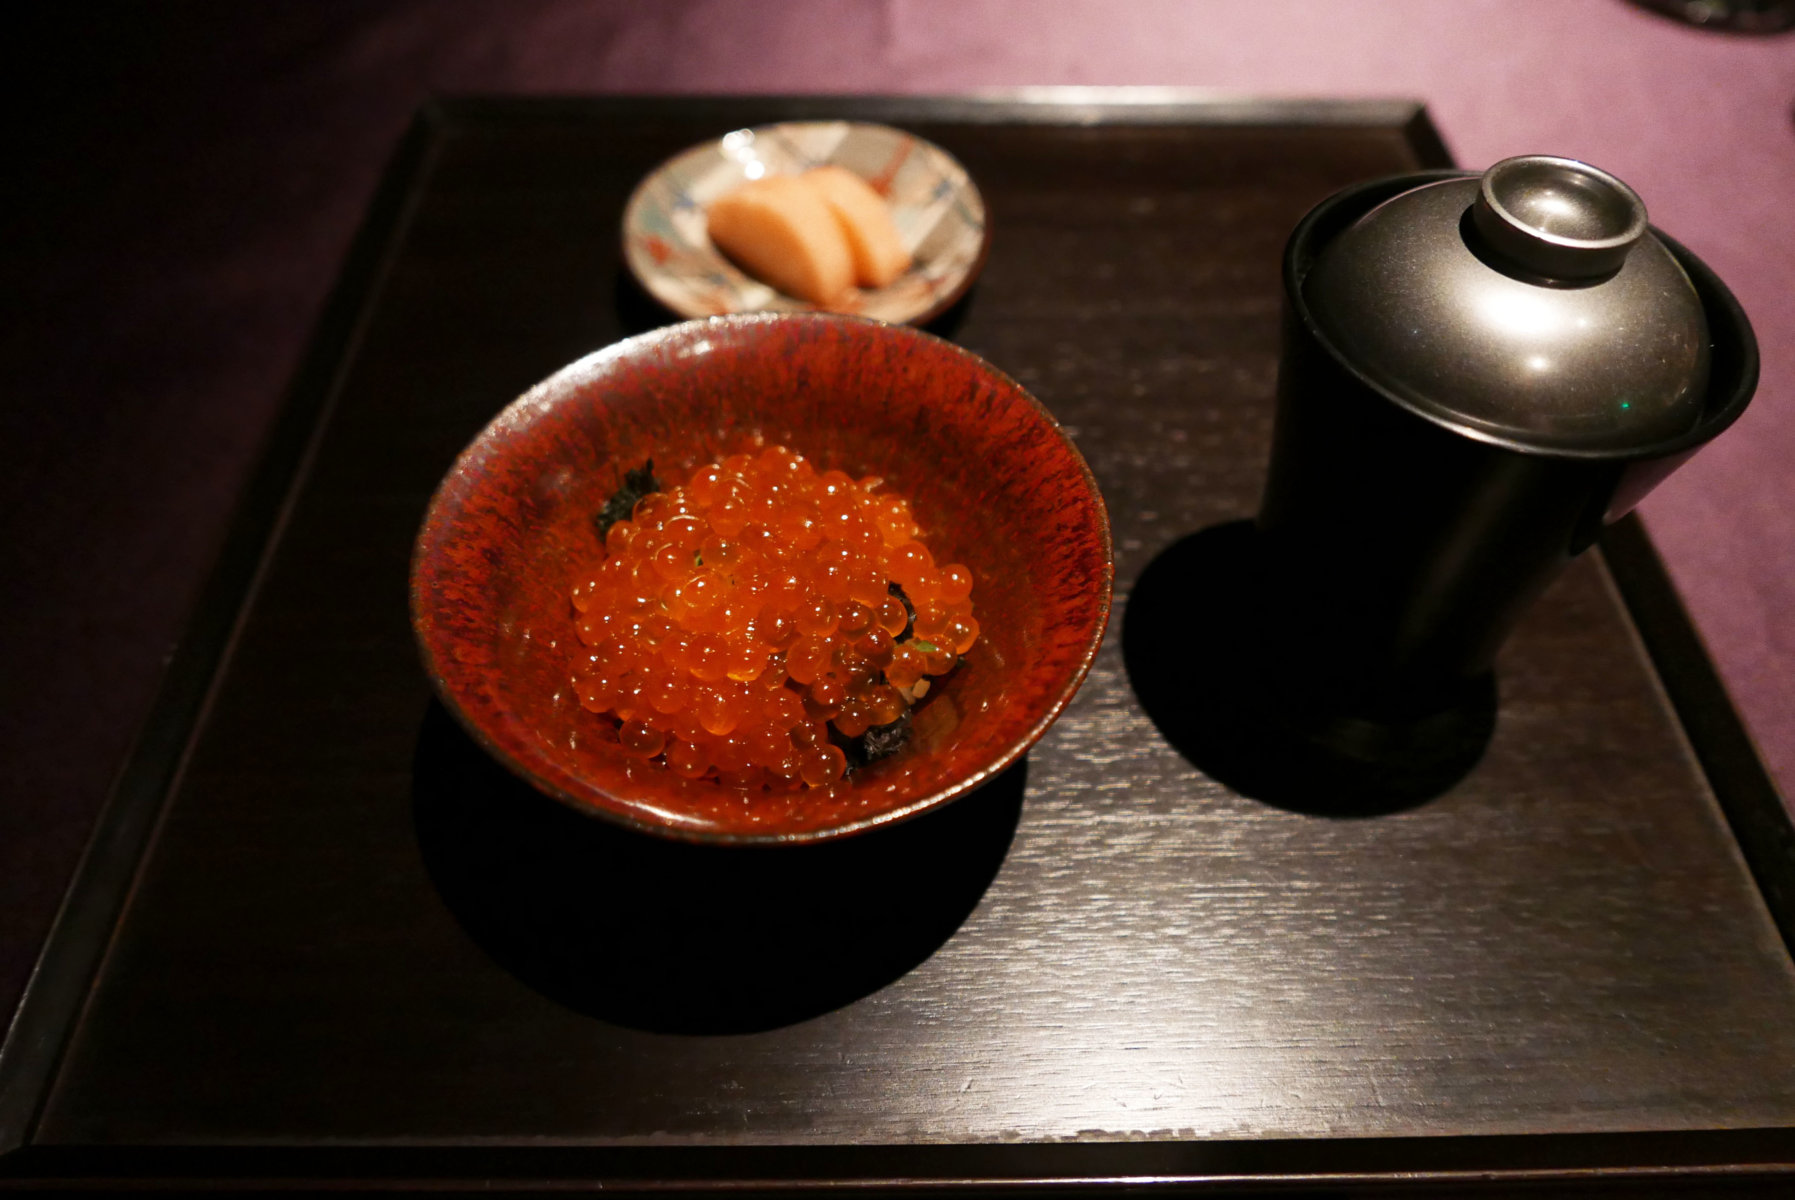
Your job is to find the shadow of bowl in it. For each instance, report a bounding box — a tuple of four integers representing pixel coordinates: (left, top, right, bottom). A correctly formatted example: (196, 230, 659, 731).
(413, 701, 1025, 1033)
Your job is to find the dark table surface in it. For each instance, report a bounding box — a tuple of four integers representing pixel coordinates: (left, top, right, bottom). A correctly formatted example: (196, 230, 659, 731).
(4, 95, 1793, 1193)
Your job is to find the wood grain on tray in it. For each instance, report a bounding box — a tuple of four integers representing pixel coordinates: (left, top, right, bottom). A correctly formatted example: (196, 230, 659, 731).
(7, 98, 1793, 1192)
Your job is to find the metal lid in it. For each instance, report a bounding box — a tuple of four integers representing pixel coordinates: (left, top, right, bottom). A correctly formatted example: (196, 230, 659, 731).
(1301, 156, 1710, 453)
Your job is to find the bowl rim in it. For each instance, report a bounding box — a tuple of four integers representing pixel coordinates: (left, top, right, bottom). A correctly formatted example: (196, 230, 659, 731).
(620, 120, 991, 328)
(410, 312, 1113, 845)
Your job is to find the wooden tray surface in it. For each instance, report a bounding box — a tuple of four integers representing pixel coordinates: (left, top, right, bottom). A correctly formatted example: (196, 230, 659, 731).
(4, 95, 1793, 1193)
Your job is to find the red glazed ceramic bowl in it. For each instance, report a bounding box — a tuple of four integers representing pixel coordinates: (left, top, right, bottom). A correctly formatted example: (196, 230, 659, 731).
(410, 313, 1112, 843)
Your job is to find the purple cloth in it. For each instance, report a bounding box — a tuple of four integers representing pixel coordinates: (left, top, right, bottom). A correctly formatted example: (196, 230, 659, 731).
(5, 0, 1793, 1021)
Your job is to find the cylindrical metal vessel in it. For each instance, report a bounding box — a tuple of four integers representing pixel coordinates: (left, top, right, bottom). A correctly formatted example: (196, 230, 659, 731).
(1259, 160, 1758, 723)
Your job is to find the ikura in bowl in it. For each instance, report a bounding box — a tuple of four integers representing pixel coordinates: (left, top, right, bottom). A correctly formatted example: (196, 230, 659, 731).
(410, 313, 1112, 843)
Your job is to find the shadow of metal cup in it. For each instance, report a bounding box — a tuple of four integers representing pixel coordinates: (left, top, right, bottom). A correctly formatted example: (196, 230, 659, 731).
(1258, 158, 1758, 749)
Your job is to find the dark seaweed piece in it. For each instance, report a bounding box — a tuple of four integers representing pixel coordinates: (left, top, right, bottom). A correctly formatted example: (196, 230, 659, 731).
(830, 709, 914, 773)
(860, 708, 914, 762)
(827, 725, 867, 771)
(887, 581, 916, 641)
(593, 459, 662, 541)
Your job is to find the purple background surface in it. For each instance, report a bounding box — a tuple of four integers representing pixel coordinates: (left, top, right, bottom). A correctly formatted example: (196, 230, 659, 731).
(5, 0, 1794, 1026)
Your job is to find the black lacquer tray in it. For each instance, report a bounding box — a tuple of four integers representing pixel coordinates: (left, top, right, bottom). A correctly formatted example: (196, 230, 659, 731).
(3, 95, 1794, 1194)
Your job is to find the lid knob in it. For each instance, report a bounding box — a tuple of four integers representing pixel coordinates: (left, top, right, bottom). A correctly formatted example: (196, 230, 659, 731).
(1471, 156, 1648, 281)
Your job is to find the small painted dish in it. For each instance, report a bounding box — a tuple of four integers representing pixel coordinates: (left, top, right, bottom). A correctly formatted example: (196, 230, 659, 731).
(622, 121, 988, 326)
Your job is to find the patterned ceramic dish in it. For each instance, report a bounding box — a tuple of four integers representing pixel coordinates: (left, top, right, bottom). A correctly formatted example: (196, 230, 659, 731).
(622, 121, 989, 326)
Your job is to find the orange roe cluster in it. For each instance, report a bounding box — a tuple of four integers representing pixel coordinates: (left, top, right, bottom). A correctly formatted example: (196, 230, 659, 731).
(571, 444, 978, 790)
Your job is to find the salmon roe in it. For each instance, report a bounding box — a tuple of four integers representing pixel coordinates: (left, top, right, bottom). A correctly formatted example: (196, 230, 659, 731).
(571, 444, 976, 790)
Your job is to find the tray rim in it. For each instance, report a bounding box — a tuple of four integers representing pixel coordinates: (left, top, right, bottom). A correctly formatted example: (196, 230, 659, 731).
(3, 1129, 1795, 1192)
(2, 92, 1790, 1190)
